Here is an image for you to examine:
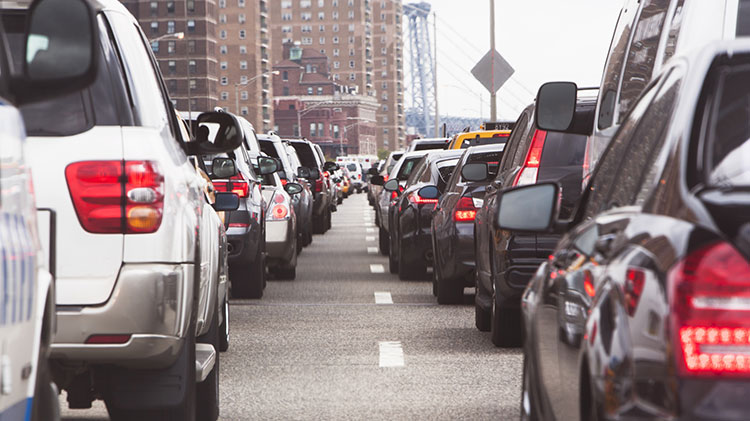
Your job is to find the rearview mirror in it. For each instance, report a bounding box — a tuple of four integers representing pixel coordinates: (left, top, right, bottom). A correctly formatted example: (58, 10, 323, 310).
(257, 156, 279, 175)
(213, 192, 240, 211)
(297, 166, 311, 179)
(461, 163, 489, 182)
(496, 183, 559, 232)
(185, 112, 244, 155)
(284, 182, 303, 196)
(536, 82, 577, 132)
(13, 0, 98, 104)
(418, 185, 440, 200)
(383, 179, 400, 192)
(211, 158, 237, 179)
(323, 161, 339, 172)
(370, 175, 385, 186)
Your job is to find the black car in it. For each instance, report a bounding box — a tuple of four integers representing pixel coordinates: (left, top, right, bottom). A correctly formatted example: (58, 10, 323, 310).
(288, 139, 332, 234)
(385, 149, 464, 280)
(431, 144, 505, 304)
(473, 98, 594, 347)
(502, 41, 750, 420)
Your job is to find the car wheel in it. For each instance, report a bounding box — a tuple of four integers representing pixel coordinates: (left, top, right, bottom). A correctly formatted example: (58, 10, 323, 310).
(313, 213, 325, 234)
(436, 262, 462, 304)
(431, 268, 438, 297)
(520, 352, 539, 421)
(490, 286, 521, 347)
(31, 299, 59, 421)
(475, 272, 491, 332)
(398, 237, 426, 281)
(378, 226, 389, 255)
(273, 265, 297, 280)
(219, 298, 229, 352)
(325, 209, 332, 231)
(581, 368, 602, 421)
(196, 306, 220, 421)
(230, 244, 264, 299)
(388, 237, 399, 274)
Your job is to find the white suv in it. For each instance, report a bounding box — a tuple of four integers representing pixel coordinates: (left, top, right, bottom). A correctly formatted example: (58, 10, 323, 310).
(2, 1, 242, 419)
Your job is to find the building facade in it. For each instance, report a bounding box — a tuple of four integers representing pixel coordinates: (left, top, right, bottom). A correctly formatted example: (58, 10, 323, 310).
(122, 0, 219, 113)
(270, 0, 405, 151)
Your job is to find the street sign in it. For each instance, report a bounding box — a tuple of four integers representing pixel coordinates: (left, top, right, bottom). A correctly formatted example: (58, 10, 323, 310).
(471, 49, 514, 94)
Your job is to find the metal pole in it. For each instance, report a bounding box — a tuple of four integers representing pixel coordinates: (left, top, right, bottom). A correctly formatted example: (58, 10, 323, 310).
(489, 0, 497, 121)
(433, 12, 439, 138)
(185, 0, 191, 120)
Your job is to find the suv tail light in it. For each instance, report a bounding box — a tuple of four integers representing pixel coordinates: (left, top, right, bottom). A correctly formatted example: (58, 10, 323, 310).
(214, 174, 250, 198)
(314, 178, 324, 193)
(66, 161, 164, 234)
(625, 268, 645, 316)
(513, 130, 546, 187)
(407, 191, 438, 206)
(582, 139, 592, 189)
(670, 242, 750, 375)
(454, 196, 477, 222)
(269, 191, 289, 220)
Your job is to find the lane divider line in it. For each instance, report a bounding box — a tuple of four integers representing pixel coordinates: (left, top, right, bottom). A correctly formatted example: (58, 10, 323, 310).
(374, 291, 393, 304)
(366, 228, 375, 233)
(379, 341, 405, 367)
(367, 247, 378, 254)
(365, 236, 375, 242)
(370, 264, 385, 273)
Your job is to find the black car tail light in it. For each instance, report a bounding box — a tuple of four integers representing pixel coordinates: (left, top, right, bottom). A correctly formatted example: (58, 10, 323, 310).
(513, 130, 546, 187)
(453, 197, 477, 222)
(669, 241, 750, 375)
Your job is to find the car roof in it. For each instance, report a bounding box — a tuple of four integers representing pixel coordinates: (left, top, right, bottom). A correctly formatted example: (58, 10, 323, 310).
(466, 143, 506, 154)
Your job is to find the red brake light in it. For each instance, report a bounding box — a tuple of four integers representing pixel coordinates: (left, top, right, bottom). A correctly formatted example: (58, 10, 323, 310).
(513, 130, 546, 187)
(271, 204, 288, 219)
(625, 268, 645, 316)
(66, 161, 164, 234)
(214, 173, 250, 198)
(280, 178, 288, 186)
(670, 242, 750, 375)
(407, 191, 438, 206)
(454, 196, 477, 222)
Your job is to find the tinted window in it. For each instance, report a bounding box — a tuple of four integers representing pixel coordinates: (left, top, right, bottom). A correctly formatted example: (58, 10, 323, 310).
(738, 0, 750, 36)
(499, 111, 530, 175)
(468, 150, 504, 178)
(397, 157, 422, 180)
(435, 159, 459, 192)
(260, 140, 279, 158)
(539, 133, 587, 167)
(618, 0, 669, 123)
(347, 163, 358, 171)
(290, 142, 318, 168)
(387, 153, 403, 174)
(706, 67, 750, 187)
(414, 142, 445, 151)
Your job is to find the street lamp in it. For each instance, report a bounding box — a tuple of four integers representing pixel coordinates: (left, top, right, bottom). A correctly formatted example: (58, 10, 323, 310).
(235, 70, 280, 116)
(149, 32, 184, 43)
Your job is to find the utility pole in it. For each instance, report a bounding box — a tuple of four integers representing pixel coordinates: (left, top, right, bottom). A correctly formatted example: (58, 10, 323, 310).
(184, 0, 191, 124)
(433, 12, 439, 138)
(489, 0, 497, 121)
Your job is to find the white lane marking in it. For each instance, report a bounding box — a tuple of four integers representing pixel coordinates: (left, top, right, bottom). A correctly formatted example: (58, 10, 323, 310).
(370, 264, 385, 273)
(379, 341, 405, 367)
(365, 236, 376, 242)
(374, 291, 393, 304)
(366, 228, 375, 233)
(367, 247, 378, 254)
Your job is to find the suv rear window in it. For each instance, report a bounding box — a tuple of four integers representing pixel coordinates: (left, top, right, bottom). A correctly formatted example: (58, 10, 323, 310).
(290, 142, 318, 168)
(260, 140, 279, 158)
(539, 132, 587, 167)
(468, 150, 505, 178)
(414, 142, 445, 151)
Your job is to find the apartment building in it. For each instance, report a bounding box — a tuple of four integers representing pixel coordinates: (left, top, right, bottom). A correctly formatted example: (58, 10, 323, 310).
(215, 0, 274, 131)
(122, 0, 219, 112)
(270, 0, 405, 151)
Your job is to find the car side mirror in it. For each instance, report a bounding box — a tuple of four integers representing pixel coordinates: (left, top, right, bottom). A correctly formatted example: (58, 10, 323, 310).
(213, 192, 240, 211)
(323, 161, 339, 172)
(13, 0, 98, 104)
(461, 163, 489, 182)
(383, 179, 400, 192)
(308, 168, 321, 180)
(370, 175, 385, 186)
(495, 183, 559, 232)
(185, 112, 244, 155)
(418, 185, 440, 200)
(211, 158, 237, 179)
(297, 166, 311, 178)
(284, 182, 303, 196)
(257, 156, 279, 175)
(536, 82, 578, 132)
(367, 167, 380, 176)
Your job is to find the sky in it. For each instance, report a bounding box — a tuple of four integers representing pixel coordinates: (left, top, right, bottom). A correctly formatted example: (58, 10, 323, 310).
(414, 0, 623, 120)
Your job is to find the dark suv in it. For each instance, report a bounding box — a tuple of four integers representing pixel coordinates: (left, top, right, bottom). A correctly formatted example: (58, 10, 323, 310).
(474, 98, 594, 346)
(288, 139, 332, 234)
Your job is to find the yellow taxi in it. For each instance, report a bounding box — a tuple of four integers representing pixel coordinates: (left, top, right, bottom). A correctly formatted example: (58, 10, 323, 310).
(446, 129, 511, 149)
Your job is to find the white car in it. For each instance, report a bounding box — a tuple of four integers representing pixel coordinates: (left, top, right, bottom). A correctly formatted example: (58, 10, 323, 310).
(3, 1, 242, 419)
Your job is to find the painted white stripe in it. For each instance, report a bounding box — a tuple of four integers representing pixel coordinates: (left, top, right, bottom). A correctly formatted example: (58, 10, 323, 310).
(379, 341, 404, 367)
(365, 236, 375, 242)
(370, 264, 385, 273)
(374, 292, 393, 304)
(367, 247, 378, 254)
(366, 228, 375, 233)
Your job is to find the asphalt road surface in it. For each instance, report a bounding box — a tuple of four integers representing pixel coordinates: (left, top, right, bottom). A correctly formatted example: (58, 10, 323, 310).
(61, 193, 522, 420)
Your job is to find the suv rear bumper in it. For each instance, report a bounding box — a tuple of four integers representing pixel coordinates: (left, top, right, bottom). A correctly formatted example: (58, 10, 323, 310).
(51, 263, 193, 369)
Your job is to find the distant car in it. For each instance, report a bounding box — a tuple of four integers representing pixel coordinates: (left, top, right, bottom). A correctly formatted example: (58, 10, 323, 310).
(446, 129, 511, 149)
(260, 170, 303, 280)
(369, 151, 403, 209)
(343, 161, 365, 192)
(510, 41, 750, 421)
(288, 139, 333, 234)
(474, 97, 594, 347)
(431, 144, 505, 304)
(385, 150, 464, 280)
(406, 137, 450, 152)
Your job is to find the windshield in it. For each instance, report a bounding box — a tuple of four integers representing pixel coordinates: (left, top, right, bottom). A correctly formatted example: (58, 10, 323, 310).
(347, 163, 358, 171)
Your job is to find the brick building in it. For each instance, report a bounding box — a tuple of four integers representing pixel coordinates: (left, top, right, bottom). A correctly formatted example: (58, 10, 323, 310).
(270, 0, 405, 151)
(122, 0, 219, 112)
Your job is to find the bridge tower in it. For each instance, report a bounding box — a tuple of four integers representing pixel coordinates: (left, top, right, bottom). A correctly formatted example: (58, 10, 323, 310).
(403, 2, 437, 138)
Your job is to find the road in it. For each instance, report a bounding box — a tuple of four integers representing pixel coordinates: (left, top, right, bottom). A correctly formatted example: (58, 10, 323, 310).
(61, 193, 522, 420)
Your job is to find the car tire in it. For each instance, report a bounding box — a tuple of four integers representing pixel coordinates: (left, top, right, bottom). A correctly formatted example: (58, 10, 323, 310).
(581, 368, 602, 421)
(219, 298, 229, 352)
(388, 240, 398, 274)
(475, 298, 491, 332)
(31, 299, 59, 421)
(520, 351, 539, 421)
(231, 245, 264, 299)
(490, 287, 521, 347)
(313, 213, 325, 234)
(325, 209, 332, 231)
(196, 306, 220, 421)
(378, 226, 389, 255)
(274, 265, 297, 280)
(337, 196, 343, 205)
(431, 269, 438, 297)
(398, 237, 426, 281)
(436, 264, 462, 304)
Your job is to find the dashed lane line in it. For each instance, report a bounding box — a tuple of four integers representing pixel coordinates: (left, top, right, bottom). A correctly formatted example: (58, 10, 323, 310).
(374, 292, 393, 304)
(370, 264, 385, 273)
(379, 341, 405, 367)
(367, 247, 378, 254)
(365, 236, 376, 242)
(366, 228, 375, 233)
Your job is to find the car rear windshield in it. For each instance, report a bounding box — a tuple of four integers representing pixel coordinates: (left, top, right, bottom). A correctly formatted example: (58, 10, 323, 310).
(414, 142, 445, 151)
(468, 150, 505, 178)
(461, 134, 509, 148)
(539, 132, 587, 167)
(347, 163, 358, 171)
(397, 157, 422, 180)
(260, 140, 279, 158)
(290, 142, 318, 169)
(435, 159, 459, 191)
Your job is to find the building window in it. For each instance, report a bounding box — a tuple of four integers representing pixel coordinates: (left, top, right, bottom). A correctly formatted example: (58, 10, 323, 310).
(151, 41, 159, 53)
(333, 125, 339, 138)
(282, 26, 292, 33)
(187, 0, 195, 11)
(189, 60, 197, 73)
(239, 45, 247, 54)
(319, 37, 325, 44)
(220, 61, 228, 70)
(349, 60, 355, 68)
(318, 0, 325, 6)
(221, 92, 229, 100)
(219, 0, 226, 7)
(333, 61, 340, 69)
(332, 11, 339, 19)
(348, 0, 354, 5)
(239, 30, 246, 39)
(238, 0, 245, 7)
(380, 36, 386, 44)
(349, 73, 355, 81)
(348, 10, 354, 19)
(319, 25, 325, 32)
(301, 0, 311, 7)
(150, 21, 158, 34)
(348, 36, 354, 43)
(168, 79, 177, 91)
(302, 37, 313, 45)
(333, 73, 340, 80)
(317, 87, 323, 95)
(241, 91, 248, 100)
(240, 76, 248, 83)
(168, 60, 176, 74)
(310, 123, 317, 137)
(381, 69, 387, 77)
(239, 14, 246, 23)
(381, 13, 386, 21)
(167, 1, 175, 13)
(333, 0, 338, 6)
(333, 36, 339, 44)
(333, 48, 340, 56)
(167, 41, 176, 54)
(384, 128, 389, 135)
(302, 25, 312, 33)
(318, 12, 325, 20)
(281, 0, 291, 8)
(220, 45, 228, 54)
(318, 123, 324, 135)
(349, 48, 355, 56)
(241, 107, 248, 115)
(283, 86, 290, 95)
(382, 116, 388, 123)
(307, 87, 314, 95)
(188, 40, 196, 53)
(381, 47, 387, 55)
(220, 30, 227, 39)
(301, 12, 312, 21)
(333, 24, 339, 32)
(167, 21, 175, 34)
(221, 76, 228, 85)
(348, 24, 354, 32)
(381, 92, 388, 100)
(320, 49, 326, 55)
(381, 81, 388, 90)
(282, 71, 288, 81)
(240, 61, 247, 70)
(282, 13, 292, 21)
(189, 79, 197, 90)
(187, 20, 195, 33)
(219, 14, 227, 23)
(150, 1, 157, 16)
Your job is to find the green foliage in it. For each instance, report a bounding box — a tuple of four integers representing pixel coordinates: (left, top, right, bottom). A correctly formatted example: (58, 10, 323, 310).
(377, 149, 390, 160)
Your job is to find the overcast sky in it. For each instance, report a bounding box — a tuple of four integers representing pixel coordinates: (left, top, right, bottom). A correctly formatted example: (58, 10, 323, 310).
(415, 0, 623, 120)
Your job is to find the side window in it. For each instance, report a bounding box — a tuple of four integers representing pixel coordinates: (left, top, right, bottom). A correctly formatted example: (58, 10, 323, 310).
(583, 81, 661, 219)
(419, 162, 432, 183)
(498, 112, 528, 175)
(662, 0, 686, 63)
(598, 0, 640, 130)
(617, 0, 670, 123)
(738, 0, 750, 36)
(406, 158, 427, 186)
(511, 128, 535, 168)
(107, 12, 171, 130)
